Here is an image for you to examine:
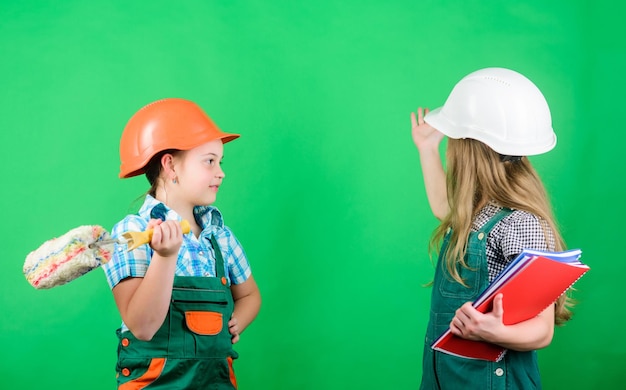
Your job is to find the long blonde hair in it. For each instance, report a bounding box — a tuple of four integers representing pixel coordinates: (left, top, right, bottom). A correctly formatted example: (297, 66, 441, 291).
(430, 138, 573, 325)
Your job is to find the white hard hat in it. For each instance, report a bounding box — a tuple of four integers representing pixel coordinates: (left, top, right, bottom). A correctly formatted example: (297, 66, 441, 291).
(424, 67, 556, 156)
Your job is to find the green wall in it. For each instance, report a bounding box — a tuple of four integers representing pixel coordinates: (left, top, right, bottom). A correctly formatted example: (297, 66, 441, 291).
(1, 1, 624, 388)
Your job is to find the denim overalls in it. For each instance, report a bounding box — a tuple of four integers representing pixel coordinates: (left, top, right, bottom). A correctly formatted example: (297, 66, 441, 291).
(420, 208, 541, 389)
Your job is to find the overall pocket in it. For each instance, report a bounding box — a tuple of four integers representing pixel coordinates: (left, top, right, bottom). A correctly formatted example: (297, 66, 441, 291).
(171, 287, 229, 309)
(437, 247, 485, 301)
(185, 311, 223, 335)
(170, 287, 233, 357)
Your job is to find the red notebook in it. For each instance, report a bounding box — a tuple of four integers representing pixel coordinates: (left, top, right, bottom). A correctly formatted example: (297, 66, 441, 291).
(431, 248, 589, 362)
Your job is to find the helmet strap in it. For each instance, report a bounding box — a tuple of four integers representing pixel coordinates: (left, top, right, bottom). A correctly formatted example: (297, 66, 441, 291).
(499, 154, 523, 163)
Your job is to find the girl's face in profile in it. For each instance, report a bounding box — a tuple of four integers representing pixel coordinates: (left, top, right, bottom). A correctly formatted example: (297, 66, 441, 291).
(175, 139, 225, 207)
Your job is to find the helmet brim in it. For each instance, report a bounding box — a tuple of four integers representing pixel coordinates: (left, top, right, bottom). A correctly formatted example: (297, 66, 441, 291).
(424, 107, 556, 156)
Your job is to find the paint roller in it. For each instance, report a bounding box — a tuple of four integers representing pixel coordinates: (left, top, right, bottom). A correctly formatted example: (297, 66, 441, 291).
(23, 220, 191, 289)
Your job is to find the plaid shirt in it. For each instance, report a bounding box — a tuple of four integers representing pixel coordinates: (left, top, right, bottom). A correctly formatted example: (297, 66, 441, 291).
(102, 195, 251, 289)
(472, 203, 555, 281)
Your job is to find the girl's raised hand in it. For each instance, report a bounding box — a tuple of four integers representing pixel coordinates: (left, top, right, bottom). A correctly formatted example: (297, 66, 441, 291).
(147, 219, 183, 258)
(411, 107, 444, 150)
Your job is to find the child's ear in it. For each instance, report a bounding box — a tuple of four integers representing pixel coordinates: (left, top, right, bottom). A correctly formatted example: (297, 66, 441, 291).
(160, 153, 177, 179)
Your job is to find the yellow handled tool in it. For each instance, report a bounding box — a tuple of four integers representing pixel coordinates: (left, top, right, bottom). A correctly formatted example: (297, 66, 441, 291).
(91, 220, 191, 251)
(24, 220, 192, 289)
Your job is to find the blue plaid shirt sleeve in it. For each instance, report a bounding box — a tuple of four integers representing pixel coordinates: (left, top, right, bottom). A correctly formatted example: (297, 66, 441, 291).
(102, 215, 152, 289)
(221, 226, 252, 285)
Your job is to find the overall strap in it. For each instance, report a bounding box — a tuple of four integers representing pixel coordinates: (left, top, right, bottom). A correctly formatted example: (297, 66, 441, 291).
(480, 207, 514, 234)
(209, 235, 226, 279)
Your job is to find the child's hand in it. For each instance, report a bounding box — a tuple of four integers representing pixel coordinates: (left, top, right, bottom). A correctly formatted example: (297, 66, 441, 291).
(228, 316, 240, 344)
(411, 107, 444, 150)
(147, 219, 183, 258)
(449, 293, 506, 343)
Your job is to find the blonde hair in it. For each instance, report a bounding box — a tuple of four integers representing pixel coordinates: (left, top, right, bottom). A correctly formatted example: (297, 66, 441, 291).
(430, 138, 573, 325)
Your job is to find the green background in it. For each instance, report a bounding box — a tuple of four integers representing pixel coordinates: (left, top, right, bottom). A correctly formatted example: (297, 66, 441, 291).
(1, 1, 624, 388)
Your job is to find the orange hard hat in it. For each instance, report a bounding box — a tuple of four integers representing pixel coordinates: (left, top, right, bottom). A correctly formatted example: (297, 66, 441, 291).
(119, 98, 239, 178)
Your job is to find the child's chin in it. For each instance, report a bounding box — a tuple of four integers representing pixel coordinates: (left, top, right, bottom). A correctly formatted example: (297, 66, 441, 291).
(198, 196, 217, 206)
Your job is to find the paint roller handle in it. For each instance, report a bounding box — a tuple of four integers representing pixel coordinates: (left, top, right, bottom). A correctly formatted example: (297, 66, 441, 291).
(123, 220, 192, 251)
(144, 219, 192, 242)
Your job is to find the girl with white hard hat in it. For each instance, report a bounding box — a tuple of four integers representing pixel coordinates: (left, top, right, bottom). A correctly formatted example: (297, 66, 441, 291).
(411, 68, 575, 389)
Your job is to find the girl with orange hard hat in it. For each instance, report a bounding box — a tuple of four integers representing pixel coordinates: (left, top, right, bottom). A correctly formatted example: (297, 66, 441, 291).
(103, 98, 261, 389)
(411, 68, 577, 389)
